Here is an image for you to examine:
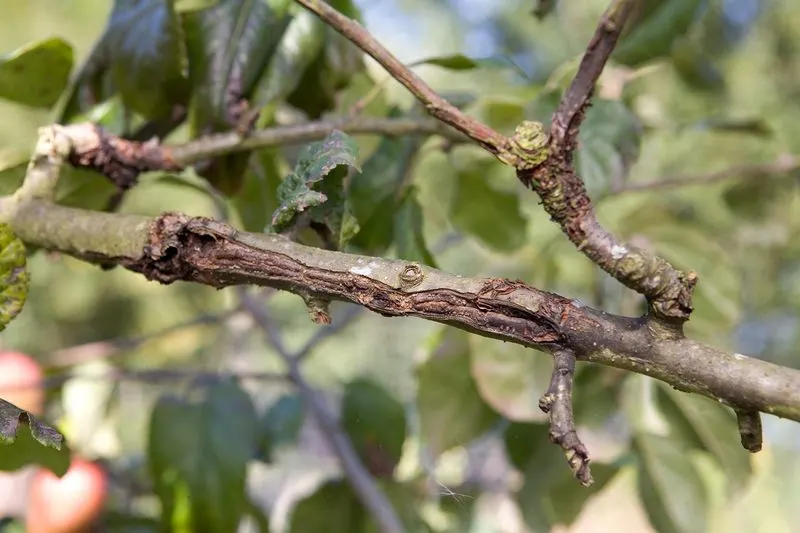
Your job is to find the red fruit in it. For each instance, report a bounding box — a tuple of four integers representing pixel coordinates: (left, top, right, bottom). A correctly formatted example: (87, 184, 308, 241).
(0, 351, 45, 416)
(26, 458, 108, 533)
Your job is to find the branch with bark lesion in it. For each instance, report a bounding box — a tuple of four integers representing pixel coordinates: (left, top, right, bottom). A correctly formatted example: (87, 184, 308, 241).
(0, 0, 787, 490)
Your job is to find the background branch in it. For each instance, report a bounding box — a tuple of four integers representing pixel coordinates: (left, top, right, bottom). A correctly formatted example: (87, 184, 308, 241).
(239, 290, 405, 533)
(612, 155, 800, 194)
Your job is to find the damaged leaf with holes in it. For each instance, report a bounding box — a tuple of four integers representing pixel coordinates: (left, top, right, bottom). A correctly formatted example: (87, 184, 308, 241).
(0, 399, 70, 476)
(270, 130, 360, 248)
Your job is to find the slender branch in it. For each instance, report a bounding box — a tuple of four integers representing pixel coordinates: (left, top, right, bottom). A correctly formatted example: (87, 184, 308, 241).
(612, 156, 800, 195)
(293, 0, 511, 158)
(538, 349, 591, 486)
(550, 0, 636, 149)
(239, 291, 405, 533)
(169, 116, 463, 165)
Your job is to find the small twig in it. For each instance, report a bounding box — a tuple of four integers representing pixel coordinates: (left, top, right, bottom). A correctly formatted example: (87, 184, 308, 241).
(239, 290, 406, 533)
(293, 0, 509, 157)
(612, 156, 800, 195)
(550, 0, 636, 149)
(538, 349, 592, 486)
(735, 409, 763, 453)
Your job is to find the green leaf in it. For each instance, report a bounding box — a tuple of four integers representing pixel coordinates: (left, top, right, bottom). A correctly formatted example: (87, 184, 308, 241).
(504, 422, 619, 531)
(0, 224, 28, 332)
(58, 40, 115, 124)
(670, 37, 725, 92)
(252, 10, 326, 120)
(271, 130, 361, 249)
(415, 329, 499, 456)
(469, 335, 551, 422)
(290, 480, 362, 532)
(0, 37, 73, 109)
(575, 98, 642, 198)
(259, 393, 304, 461)
(233, 149, 284, 232)
(450, 160, 527, 252)
(0, 160, 26, 196)
(0, 399, 70, 477)
(635, 433, 709, 533)
(614, 0, 705, 67)
(183, 0, 291, 193)
(285, 0, 364, 118)
(54, 167, 120, 211)
(104, 0, 189, 119)
(393, 189, 436, 266)
(348, 110, 423, 254)
(148, 380, 259, 532)
(656, 385, 752, 492)
(341, 378, 406, 477)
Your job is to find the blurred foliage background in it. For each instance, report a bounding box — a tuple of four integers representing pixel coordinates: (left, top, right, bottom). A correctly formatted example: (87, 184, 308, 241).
(1, 0, 800, 531)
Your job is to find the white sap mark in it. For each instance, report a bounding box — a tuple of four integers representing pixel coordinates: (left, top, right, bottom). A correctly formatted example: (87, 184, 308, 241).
(734, 353, 749, 361)
(611, 245, 628, 259)
(368, 261, 380, 269)
(350, 265, 373, 276)
(572, 298, 585, 308)
(356, 258, 365, 264)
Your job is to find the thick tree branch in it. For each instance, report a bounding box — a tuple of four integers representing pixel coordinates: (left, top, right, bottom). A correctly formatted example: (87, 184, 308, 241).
(3, 201, 799, 425)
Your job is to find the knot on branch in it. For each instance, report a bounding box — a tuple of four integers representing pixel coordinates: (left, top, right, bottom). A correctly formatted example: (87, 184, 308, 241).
(134, 212, 195, 284)
(500, 121, 551, 170)
(67, 124, 182, 190)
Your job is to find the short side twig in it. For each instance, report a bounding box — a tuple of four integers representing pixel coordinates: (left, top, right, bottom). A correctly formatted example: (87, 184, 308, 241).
(539, 349, 592, 486)
(735, 409, 763, 453)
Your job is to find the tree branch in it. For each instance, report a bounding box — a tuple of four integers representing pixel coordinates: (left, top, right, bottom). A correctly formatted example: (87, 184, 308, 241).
(539, 349, 591, 486)
(3, 201, 798, 426)
(550, 0, 636, 149)
(293, 0, 511, 158)
(239, 290, 405, 533)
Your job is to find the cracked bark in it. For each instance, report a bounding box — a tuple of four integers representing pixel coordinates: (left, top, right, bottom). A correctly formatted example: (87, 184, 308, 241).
(6, 201, 800, 426)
